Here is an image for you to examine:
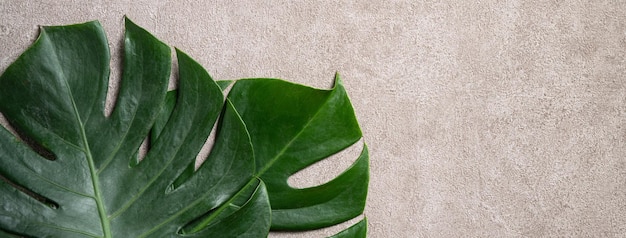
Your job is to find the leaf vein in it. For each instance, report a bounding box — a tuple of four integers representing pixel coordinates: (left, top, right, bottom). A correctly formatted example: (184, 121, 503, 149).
(254, 89, 334, 176)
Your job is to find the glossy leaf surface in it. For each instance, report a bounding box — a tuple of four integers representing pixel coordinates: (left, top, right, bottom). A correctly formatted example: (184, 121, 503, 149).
(228, 77, 369, 230)
(0, 18, 368, 237)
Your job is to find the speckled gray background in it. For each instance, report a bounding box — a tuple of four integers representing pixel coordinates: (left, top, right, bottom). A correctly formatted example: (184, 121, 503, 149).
(1, 1, 626, 237)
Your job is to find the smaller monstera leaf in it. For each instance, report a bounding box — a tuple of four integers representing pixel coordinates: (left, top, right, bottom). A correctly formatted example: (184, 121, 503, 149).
(227, 76, 369, 231)
(0, 18, 269, 237)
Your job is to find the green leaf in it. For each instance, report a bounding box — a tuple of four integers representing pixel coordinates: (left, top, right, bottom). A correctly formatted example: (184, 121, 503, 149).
(228, 76, 369, 230)
(0, 17, 368, 237)
(328, 218, 368, 238)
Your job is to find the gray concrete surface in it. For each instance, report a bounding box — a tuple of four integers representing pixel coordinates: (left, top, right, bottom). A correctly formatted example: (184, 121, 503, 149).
(1, 1, 626, 237)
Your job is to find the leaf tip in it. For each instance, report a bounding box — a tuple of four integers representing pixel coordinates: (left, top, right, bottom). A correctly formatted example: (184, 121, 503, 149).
(174, 47, 185, 56)
(124, 15, 136, 29)
(333, 72, 343, 87)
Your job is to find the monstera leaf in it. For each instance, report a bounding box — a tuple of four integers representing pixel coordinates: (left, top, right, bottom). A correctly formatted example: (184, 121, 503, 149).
(0, 17, 368, 237)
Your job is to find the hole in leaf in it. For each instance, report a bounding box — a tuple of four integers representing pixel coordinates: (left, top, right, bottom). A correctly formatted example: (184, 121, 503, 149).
(287, 139, 364, 189)
(136, 135, 150, 163)
(194, 81, 232, 169)
(194, 117, 219, 169)
(0, 113, 16, 137)
(129, 132, 152, 168)
(0, 173, 58, 209)
(169, 49, 179, 91)
(104, 35, 124, 118)
(169, 108, 223, 192)
(0, 113, 56, 161)
(14, 131, 56, 161)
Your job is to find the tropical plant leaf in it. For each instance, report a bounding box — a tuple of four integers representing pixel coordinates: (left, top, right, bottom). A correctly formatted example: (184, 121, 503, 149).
(227, 77, 369, 230)
(328, 218, 367, 238)
(0, 17, 368, 237)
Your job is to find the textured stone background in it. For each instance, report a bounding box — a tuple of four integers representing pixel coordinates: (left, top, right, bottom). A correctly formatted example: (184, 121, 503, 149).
(2, 1, 626, 237)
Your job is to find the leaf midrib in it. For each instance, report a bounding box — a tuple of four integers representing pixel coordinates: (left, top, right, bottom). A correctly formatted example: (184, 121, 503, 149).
(45, 32, 112, 238)
(254, 87, 334, 177)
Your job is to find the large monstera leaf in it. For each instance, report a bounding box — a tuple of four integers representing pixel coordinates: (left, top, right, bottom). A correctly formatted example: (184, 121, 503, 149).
(0, 18, 368, 237)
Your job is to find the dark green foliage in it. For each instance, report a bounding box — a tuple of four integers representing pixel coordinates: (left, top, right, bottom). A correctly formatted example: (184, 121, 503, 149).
(0, 17, 368, 237)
